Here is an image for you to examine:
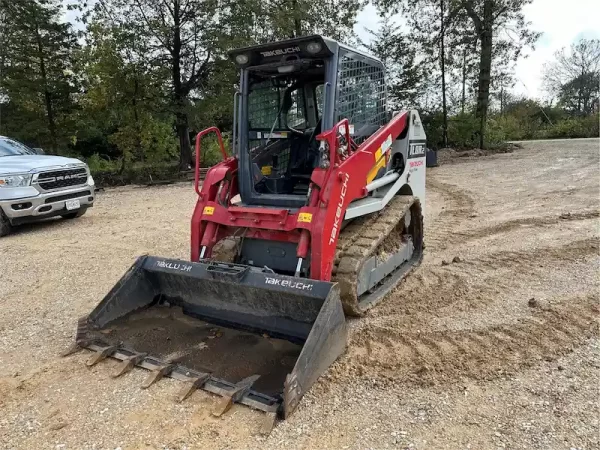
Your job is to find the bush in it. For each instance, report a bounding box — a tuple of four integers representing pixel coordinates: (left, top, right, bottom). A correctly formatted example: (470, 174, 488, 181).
(194, 134, 231, 167)
(87, 153, 120, 173)
(544, 119, 584, 139)
(420, 112, 445, 149)
(423, 113, 505, 149)
(90, 160, 183, 187)
(447, 114, 480, 149)
(581, 113, 600, 137)
(540, 114, 599, 139)
(485, 117, 510, 147)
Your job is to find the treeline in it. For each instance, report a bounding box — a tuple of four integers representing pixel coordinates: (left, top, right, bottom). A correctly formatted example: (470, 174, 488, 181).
(364, 2, 599, 148)
(0, 0, 598, 180)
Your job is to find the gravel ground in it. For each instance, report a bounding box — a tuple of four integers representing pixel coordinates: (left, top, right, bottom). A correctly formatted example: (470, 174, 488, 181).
(0, 139, 598, 450)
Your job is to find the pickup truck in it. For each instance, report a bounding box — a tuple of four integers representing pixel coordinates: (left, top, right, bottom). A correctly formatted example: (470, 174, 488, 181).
(0, 136, 95, 237)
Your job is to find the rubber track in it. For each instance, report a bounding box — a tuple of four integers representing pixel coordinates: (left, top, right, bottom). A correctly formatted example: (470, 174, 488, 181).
(333, 195, 422, 316)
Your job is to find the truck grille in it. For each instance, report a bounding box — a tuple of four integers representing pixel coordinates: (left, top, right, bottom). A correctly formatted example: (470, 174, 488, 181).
(37, 167, 87, 191)
(44, 190, 92, 204)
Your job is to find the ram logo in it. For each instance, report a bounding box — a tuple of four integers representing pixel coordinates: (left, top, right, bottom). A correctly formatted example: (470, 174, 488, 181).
(39, 173, 87, 182)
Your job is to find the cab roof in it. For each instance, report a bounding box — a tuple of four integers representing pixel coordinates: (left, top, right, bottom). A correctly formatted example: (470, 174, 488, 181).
(228, 35, 383, 69)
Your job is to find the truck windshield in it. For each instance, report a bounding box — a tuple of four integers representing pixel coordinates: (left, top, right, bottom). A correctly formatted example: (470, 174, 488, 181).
(0, 138, 36, 156)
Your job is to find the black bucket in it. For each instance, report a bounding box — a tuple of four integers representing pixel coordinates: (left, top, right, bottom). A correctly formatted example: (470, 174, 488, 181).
(75, 255, 346, 418)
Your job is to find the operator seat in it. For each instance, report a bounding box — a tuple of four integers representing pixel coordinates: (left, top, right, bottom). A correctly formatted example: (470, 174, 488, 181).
(287, 119, 321, 180)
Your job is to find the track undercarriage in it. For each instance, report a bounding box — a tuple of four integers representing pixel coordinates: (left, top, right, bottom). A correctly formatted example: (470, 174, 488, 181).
(334, 195, 424, 315)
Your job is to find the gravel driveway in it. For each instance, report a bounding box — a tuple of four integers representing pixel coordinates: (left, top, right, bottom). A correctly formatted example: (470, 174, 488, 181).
(1, 139, 598, 450)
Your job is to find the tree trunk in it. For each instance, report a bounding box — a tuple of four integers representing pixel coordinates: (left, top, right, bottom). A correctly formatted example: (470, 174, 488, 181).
(132, 77, 143, 163)
(172, 0, 192, 171)
(291, 0, 302, 38)
(475, 0, 493, 149)
(578, 68, 585, 114)
(0, 9, 5, 134)
(461, 47, 466, 114)
(176, 112, 192, 170)
(34, 20, 57, 151)
(440, 0, 448, 147)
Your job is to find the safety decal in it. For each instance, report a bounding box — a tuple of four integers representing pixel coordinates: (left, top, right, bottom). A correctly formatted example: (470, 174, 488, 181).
(203, 206, 215, 215)
(298, 212, 313, 223)
(367, 147, 390, 184)
(381, 134, 393, 153)
(263, 132, 288, 139)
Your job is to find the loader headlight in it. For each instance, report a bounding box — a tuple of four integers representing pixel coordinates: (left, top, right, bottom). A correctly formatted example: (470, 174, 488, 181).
(306, 41, 322, 54)
(0, 173, 32, 188)
(235, 54, 249, 65)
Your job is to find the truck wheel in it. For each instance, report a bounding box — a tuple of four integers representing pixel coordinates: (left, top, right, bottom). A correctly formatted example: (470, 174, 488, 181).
(62, 209, 87, 220)
(0, 210, 13, 237)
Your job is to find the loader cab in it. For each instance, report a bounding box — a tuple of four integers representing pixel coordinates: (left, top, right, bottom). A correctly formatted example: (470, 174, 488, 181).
(230, 36, 386, 208)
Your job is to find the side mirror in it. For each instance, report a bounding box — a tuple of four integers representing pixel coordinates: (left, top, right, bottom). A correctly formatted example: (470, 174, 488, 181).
(33, 147, 45, 155)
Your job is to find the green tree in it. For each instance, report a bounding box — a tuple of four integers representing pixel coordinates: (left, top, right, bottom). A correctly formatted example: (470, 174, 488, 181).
(76, 19, 176, 170)
(261, 0, 360, 41)
(459, 0, 540, 147)
(89, 0, 218, 170)
(376, 0, 473, 147)
(0, 0, 79, 150)
(543, 39, 600, 115)
(360, 12, 423, 109)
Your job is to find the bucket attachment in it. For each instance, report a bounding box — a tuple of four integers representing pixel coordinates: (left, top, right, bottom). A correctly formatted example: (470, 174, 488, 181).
(71, 256, 346, 418)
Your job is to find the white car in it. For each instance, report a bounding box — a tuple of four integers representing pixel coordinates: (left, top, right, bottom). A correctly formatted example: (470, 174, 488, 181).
(0, 136, 96, 236)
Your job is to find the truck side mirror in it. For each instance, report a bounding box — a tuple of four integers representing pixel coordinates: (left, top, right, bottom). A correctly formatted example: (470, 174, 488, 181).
(33, 148, 45, 155)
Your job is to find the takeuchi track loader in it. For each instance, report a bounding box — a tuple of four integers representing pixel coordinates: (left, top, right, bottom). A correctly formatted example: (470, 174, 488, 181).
(66, 35, 426, 424)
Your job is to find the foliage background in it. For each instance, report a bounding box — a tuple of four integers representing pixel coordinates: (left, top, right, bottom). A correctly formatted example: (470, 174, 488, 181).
(0, 0, 598, 184)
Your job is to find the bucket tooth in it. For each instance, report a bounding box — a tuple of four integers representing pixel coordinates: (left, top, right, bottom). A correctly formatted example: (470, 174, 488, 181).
(86, 345, 117, 367)
(212, 374, 260, 417)
(141, 363, 175, 389)
(177, 373, 210, 402)
(111, 353, 147, 378)
(258, 412, 278, 436)
(61, 340, 89, 357)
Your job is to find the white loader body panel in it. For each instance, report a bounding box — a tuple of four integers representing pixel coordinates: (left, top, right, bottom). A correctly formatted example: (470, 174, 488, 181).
(345, 110, 426, 220)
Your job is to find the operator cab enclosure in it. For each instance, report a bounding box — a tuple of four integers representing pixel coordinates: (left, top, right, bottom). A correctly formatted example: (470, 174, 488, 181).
(229, 35, 387, 209)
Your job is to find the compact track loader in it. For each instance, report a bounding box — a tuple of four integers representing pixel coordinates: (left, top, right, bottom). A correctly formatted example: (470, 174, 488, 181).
(66, 35, 426, 423)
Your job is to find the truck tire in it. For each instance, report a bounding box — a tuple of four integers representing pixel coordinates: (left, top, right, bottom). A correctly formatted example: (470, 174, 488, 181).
(61, 209, 87, 220)
(0, 209, 13, 237)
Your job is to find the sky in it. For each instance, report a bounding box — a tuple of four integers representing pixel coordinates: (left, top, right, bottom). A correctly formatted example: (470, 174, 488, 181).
(354, 0, 600, 99)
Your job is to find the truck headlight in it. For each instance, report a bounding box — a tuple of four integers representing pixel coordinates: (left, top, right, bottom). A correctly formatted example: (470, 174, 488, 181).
(0, 174, 32, 188)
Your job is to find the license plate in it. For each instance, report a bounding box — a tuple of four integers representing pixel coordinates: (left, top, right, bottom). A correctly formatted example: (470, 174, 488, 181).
(65, 199, 80, 211)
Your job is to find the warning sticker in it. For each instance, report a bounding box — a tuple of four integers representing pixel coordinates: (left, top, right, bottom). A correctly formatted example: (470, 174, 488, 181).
(203, 206, 215, 215)
(261, 166, 272, 175)
(298, 212, 313, 223)
(263, 132, 288, 139)
(381, 134, 393, 153)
